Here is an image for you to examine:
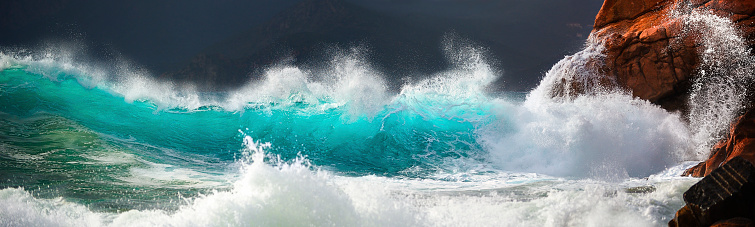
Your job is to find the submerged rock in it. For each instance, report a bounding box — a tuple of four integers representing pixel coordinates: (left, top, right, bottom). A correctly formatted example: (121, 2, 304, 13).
(624, 185, 657, 194)
(670, 157, 755, 226)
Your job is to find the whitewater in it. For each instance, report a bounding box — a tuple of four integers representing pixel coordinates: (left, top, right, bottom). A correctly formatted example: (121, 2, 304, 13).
(1, 9, 752, 227)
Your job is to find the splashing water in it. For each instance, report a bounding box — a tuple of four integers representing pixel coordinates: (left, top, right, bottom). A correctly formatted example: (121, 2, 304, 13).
(0, 9, 753, 225)
(527, 39, 612, 101)
(677, 8, 755, 156)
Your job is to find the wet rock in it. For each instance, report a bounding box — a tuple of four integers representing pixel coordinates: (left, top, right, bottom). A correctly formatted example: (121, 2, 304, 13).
(624, 185, 657, 194)
(669, 157, 755, 226)
(710, 218, 755, 227)
(553, 0, 755, 111)
(588, 0, 755, 225)
(670, 204, 703, 227)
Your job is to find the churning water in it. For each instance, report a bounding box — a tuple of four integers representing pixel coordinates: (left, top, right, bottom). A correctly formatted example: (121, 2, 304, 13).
(0, 8, 752, 227)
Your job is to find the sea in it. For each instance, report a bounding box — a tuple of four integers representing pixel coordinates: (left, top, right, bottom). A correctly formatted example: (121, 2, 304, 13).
(0, 8, 752, 227)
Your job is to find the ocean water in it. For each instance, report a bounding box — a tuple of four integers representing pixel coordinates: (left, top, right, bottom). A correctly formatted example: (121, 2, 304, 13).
(0, 9, 752, 227)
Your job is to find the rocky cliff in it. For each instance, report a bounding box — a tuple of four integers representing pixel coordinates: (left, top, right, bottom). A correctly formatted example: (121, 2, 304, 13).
(585, 0, 755, 172)
(589, 0, 755, 111)
(585, 0, 755, 225)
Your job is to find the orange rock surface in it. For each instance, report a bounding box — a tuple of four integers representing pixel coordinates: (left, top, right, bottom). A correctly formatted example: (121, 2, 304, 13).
(591, 0, 755, 109)
(589, 0, 755, 176)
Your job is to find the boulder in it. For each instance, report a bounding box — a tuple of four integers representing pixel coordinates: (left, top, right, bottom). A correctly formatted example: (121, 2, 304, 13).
(669, 157, 755, 226)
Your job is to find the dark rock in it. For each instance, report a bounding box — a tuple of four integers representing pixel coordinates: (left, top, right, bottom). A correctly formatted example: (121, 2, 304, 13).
(669, 204, 703, 227)
(711, 217, 755, 227)
(670, 157, 755, 226)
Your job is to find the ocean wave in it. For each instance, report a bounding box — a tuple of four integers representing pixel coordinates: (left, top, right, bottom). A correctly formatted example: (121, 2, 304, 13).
(0, 136, 700, 227)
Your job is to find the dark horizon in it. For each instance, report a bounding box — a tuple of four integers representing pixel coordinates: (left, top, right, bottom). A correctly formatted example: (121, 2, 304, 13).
(0, 0, 605, 91)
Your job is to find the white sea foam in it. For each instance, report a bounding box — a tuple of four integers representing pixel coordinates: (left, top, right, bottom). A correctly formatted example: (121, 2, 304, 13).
(0, 188, 103, 227)
(480, 93, 693, 179)
(527, 40, 610, 101)
(2, 13, 751, 224)
(0, 136, 699, 227)
(479, 35, 693, 178)
(224, 47, 390, 120)
(117, 163, 228, 189)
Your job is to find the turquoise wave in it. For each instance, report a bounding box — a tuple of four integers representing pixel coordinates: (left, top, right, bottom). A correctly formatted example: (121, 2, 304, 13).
(0, 62, 508, 209)
(0, 64, 498, 174)
(0, 44, 696, 219)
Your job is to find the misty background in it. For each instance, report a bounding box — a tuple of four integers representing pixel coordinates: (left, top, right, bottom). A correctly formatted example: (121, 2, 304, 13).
(0, 0, 604, 92)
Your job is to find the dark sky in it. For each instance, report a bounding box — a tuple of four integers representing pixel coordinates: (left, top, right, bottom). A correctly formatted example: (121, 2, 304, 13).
(0, 0, 300, 69)
(0, 0, 605, 90)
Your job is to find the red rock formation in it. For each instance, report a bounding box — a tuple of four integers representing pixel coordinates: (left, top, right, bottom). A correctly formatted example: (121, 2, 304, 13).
(589, 0, 755, 110)
(587, 0, 755, 177)
(592, 0, 755, 224)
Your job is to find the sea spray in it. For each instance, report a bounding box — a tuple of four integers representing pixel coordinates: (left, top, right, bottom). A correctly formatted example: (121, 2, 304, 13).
(0, 32, 725, 226)
(673, 8, 755, 157)
(527, 39, 611, 101)
(0, 188, 103, 227)
(523, 7, 755, 165)
(482, 93, 692, 179)
(108, 136, 422, 226)
(482, 35, 693, 178)
(0, 132, 701, 227)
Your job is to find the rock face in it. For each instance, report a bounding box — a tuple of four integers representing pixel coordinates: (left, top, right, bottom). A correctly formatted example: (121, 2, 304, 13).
(587, 0, 755, 176)
(588, 0, 755, 111)
(588, 0, 755, 225)
(669, 157, 755, 226)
